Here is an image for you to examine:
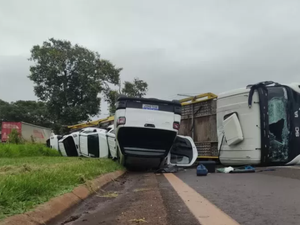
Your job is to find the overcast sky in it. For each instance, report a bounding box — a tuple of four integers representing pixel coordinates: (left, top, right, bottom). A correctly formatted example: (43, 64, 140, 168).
(1, 0, 300, 118)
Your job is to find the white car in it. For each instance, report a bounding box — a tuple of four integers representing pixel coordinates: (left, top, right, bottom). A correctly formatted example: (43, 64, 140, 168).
(58, 131, 80, 157)
(49, 134, 63, 152)
(51, 126, 117, 159)
(114, 96, 196, 168)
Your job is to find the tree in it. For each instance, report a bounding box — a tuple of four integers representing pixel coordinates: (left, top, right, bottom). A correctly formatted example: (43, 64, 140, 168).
(0, 100, 52, 128)
(105, 78, 148, 115)
(122, 78, 148, 98)
(10, 101, 53, 128)
(28, 38, 122, 128)
(0, 100, 11, 122)
(104, 89, 119, 116)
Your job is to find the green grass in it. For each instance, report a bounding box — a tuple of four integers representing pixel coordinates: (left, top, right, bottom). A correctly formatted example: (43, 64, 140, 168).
(0, 153, 123, 219)
(0, 143, 60, 157)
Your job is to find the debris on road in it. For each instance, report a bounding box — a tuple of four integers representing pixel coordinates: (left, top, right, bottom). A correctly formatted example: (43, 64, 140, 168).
(155, 165, 180, 173)
(98, 192, 119, 198)
(217, 166, 234, 173)
(217, 165, 255, 173)
(230, 165, 255, 173)
(129, 218, 147, 223)
(197, 161, 216, 173)
(196, 164, 208, 176)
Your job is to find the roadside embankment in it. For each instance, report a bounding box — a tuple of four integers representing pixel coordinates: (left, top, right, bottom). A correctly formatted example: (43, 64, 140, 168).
(0, 143, 124, 221)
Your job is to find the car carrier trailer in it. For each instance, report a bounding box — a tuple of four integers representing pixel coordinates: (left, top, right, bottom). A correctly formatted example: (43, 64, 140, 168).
(178, 93, 219, 160)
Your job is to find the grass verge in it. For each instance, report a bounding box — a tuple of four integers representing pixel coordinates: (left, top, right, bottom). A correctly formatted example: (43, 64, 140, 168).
(0, 156, 123, 219)
(0, 143, 60, 157)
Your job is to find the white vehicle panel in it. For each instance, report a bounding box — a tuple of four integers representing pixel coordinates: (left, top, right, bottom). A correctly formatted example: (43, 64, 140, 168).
(50, 135, 60, 151)
(107, 131, 117, 158)
(168, 135, 198, 167)
(99, 134, 109, 158)
(79, 133, 89, 156)
(124, 108, 177, 131)
(58, 137, 68, 157)
(217, 90, 261, 165)
(223, 113, 244, 146)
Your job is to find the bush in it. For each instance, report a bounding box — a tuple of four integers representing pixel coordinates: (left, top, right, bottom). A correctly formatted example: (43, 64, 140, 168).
(7, 129, 24, 144)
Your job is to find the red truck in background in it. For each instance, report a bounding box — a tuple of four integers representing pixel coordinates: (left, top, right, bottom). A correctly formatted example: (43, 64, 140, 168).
(1, 122, 52, 143)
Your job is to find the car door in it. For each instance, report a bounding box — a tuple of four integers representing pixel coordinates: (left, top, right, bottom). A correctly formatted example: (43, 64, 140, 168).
(167, 135, 198, 167)
(79, 132, 89, 157)
(58, 139, 67, 156)
(106, 129, 117, 158)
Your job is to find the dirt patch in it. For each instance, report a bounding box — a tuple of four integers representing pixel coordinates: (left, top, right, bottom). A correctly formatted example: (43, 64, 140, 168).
(98, 192, 119, 198)
(0, 164, 33, 175)
(54, 173, 169, 225)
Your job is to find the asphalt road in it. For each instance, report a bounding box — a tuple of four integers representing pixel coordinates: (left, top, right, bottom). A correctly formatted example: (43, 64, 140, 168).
(52, 167, 300, 225)
(177, 167, 300, 225)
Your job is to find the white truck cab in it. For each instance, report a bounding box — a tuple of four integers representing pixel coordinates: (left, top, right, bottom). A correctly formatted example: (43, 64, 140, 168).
(217, 81, 300, 166)
(114, 96, 183, 168)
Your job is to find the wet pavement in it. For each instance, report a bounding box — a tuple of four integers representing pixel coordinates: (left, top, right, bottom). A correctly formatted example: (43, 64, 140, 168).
(52, 167, 300, 225)
(177, 167, 300, 225)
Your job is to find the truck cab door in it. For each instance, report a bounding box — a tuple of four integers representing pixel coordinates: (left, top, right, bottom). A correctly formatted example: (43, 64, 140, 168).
(106, 129, 117, 158)
(167, 135, 198, 167)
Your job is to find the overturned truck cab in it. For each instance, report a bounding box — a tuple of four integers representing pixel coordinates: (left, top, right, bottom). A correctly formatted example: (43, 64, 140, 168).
(217, 81, 300, 166)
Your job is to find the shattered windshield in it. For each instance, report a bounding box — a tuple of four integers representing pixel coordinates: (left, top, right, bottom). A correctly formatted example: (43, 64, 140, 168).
(268, 87, 290, 162)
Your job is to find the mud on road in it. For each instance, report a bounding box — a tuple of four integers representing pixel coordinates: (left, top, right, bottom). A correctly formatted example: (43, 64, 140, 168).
(52, 172, 199, 225)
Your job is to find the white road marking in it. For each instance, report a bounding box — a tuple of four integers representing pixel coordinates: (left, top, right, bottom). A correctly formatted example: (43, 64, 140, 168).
(164, 173, 240, 225)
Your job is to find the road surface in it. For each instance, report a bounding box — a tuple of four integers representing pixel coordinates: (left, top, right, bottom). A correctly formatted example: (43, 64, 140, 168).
(52, 167, 300, 225)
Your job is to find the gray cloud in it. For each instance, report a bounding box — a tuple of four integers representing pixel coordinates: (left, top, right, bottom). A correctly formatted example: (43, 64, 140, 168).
(1, 0, 300, 117)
